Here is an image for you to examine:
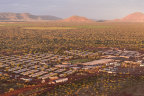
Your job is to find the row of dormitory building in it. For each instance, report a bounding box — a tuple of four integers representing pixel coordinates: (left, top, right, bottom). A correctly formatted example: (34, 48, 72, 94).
(0, 53, 74, 68)
(1, 62, 79, 82)
(103, 49, 142, 59)
(1, 48, 144, 84)
(64, 50, 99, 58)
(0, 71, 69, 84)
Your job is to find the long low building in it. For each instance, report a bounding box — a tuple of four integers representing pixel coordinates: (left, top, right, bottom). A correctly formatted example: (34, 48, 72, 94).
(21, 70, 39, 76)
(82, 59, 114, 66)
(54, 78, 68, 83)
(29, 71, 47, 77)
(38, 73, 57, 79)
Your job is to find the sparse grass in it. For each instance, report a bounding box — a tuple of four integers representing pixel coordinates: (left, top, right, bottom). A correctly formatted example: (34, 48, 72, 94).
(23, 25, 110, 30)
(2, 23, 38, 27)
(23, 27, 76, 30)
(1, 22, 144, 55)
(44, 75, 132, 96)
(75, 25, 110, 29)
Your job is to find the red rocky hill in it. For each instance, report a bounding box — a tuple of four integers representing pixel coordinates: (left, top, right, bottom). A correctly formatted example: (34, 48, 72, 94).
(113, 12, 144, 22)
(63, 16, 94, 22)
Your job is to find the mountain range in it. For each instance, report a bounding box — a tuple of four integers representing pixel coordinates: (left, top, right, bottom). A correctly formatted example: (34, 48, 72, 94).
(0, 12, 61, 21)
(1, 12, 144, 22)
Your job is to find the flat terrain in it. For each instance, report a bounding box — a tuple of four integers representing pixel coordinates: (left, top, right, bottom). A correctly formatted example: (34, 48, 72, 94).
(24, 27, 76, 30)
(117, 79, 144, 96)
(0, 22, 144, 55)
(1, 21, 144, 96)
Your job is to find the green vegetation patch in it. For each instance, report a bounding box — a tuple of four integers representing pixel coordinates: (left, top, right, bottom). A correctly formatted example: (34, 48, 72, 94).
(69, 59, 93, 64)
(75, 25, 110, 29)
(23, 27, 76, 30)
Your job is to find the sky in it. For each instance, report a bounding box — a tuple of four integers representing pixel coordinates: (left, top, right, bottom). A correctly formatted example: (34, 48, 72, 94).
(0, 0, 144, 20)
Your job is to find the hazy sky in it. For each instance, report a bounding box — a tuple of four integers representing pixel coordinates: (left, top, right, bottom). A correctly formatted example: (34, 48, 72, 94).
(0, 0, 144, 20)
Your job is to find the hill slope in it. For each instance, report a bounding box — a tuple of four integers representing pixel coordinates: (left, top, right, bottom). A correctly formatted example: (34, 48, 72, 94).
(0, 12, 61, 21)
(113, 12, 144, 22)
(63, 16, 94, 22)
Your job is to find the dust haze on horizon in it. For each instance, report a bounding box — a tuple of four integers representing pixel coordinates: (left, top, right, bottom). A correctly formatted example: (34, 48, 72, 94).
(0, 0, 144, 20)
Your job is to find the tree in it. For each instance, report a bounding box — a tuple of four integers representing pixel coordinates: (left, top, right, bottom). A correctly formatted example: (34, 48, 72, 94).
(9, 88, 14, 92)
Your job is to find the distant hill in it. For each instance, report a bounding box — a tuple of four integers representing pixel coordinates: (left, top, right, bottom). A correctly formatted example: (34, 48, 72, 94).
(63, 16, 94, 22)
(112, 12, 144, 22)
(0, 12, 62, 21)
